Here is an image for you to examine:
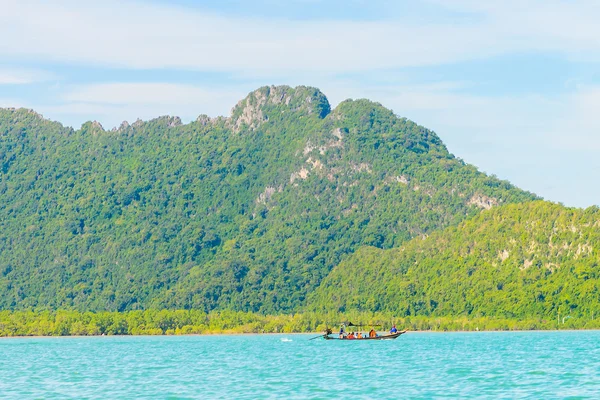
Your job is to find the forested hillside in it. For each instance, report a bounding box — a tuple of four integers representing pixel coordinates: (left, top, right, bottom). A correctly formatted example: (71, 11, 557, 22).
(309, 202, 600, 320)
(0, 85, 536, 313)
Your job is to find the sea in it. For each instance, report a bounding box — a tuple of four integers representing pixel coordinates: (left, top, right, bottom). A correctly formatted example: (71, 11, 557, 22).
(1, 331, 599, 399)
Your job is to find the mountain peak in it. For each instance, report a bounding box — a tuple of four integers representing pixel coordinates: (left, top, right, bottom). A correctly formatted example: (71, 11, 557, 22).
(0, 107, 50, 124)
(229, 85, 330, 132)
(80, 120, 105, 134)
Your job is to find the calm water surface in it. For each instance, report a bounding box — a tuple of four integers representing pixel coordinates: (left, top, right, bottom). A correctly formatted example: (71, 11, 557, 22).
(1, 331, 599, 399)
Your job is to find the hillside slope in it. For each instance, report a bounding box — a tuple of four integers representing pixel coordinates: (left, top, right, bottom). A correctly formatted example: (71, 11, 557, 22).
(0, 85, 536, 312)
(309, 202, 600, 319)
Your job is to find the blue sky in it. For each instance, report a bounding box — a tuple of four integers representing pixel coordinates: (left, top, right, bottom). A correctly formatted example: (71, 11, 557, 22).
(1, 0, 599, 207)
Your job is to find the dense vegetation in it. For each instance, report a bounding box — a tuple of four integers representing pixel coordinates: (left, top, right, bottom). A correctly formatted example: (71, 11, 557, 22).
(0, 309, 595, 337)
(0, 85, 536, 314)
(310, 202, 600, 321)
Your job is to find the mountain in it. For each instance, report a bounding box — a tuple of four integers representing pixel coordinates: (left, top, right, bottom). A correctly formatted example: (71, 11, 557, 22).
(0, 85, 537, 313)
(309, 201, 600, 319)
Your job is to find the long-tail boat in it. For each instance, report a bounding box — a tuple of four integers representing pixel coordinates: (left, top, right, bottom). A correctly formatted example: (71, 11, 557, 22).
(309, 322, 407, 341)
(323, 330, 407, 340)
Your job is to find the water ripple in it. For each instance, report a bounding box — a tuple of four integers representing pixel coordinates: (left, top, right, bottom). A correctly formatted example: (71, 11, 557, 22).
(1, 332, 600, 398)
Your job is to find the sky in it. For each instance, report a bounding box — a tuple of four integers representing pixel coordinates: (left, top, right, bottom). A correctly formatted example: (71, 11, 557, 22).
(1, 0, 599, 207)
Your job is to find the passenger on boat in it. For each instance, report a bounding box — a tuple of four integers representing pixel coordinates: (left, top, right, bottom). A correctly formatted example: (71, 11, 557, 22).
(347, 332, 355, 339)
(356, 332, 362, 339)
(369, 329, 377, 338)
(390, 324, 398, 333)
(339, 326, 345, 338)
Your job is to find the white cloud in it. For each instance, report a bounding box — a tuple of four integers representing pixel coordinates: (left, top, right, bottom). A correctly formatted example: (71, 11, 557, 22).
(2, 0, 600, 73)
(0, 98, 25, 108)
(62, 83, 244, 107)
(0, 68, 54, 84)
(430, 0, 600, 60)
(40, 82, 249, 128)
(547, 87, 600, 152)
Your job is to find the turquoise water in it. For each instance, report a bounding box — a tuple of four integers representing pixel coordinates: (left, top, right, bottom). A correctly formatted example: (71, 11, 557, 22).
(1, 331, 599, 399)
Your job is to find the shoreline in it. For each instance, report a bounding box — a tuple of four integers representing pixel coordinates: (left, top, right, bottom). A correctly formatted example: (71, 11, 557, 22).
(2, 310, 593, 337)
(3, 328, 600, 339)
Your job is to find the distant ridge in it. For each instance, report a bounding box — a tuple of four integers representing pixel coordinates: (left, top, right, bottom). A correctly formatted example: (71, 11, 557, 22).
(309, 201, 600, 320)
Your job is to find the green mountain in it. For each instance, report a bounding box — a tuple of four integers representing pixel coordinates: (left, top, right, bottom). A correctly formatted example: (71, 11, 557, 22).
(309, 201, 600, 319)
(0, 85, 537, 313)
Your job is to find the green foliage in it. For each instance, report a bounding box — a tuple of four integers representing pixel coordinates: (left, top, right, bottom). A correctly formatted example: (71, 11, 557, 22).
(0, 309, 597, 336)
(310, 202, 600, 321)
(0, 309, 328, 336)
(0, 86, 536, 314)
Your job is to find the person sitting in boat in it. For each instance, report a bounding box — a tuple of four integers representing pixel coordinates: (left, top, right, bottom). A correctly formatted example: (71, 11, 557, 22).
(347, 332, 355, 339)
(390, 324, 398, 333)
(356, 332, 362, 339)
(369, 328, 377, 338)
